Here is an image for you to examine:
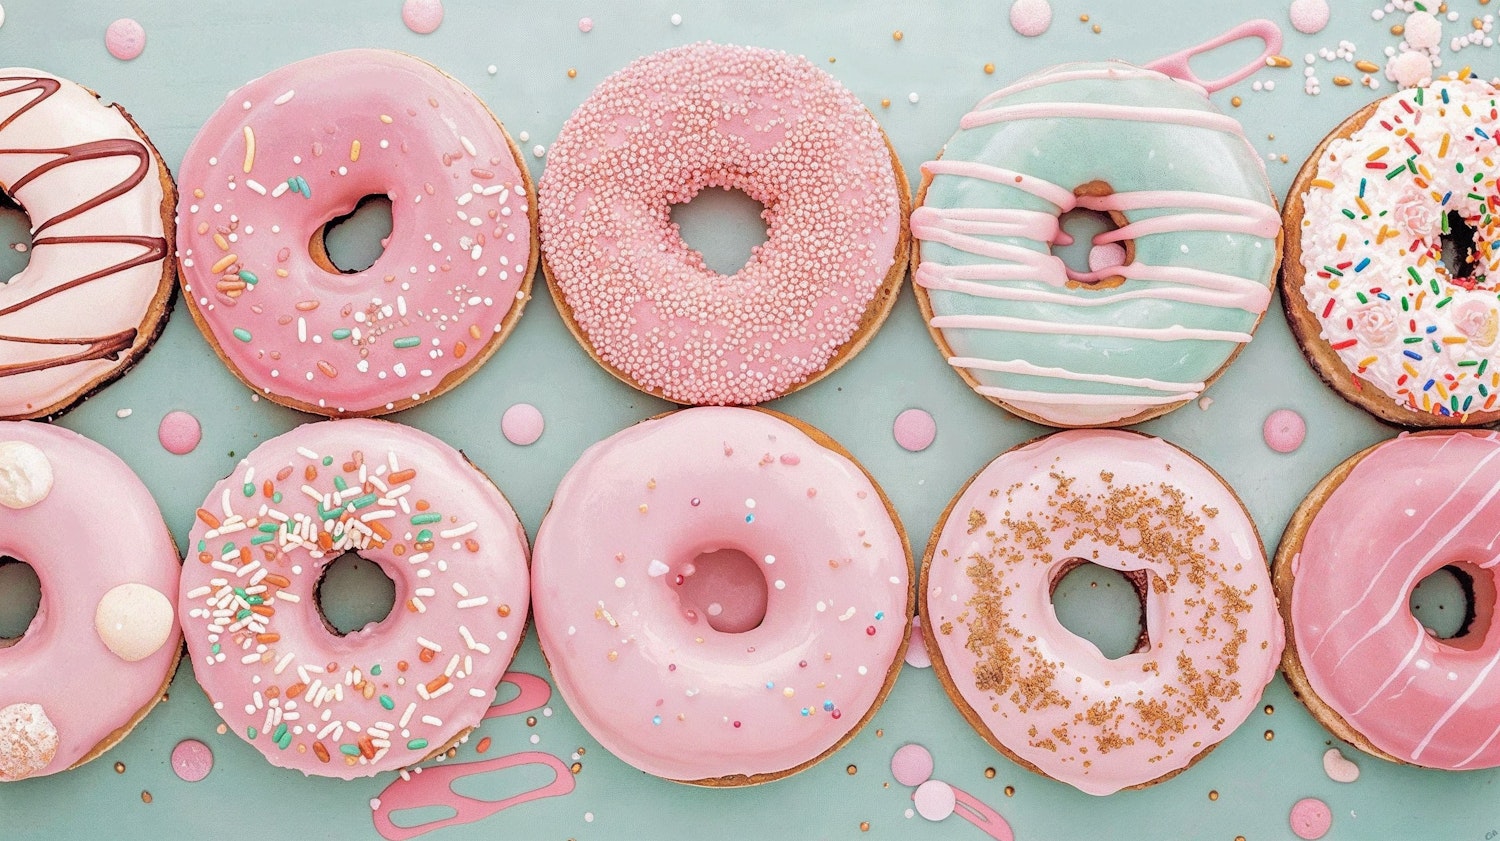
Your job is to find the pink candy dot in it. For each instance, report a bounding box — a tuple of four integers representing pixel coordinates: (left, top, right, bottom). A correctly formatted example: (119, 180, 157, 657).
(891, 743, 933, 787)
(1009, 0, 1053, 38)
(171, 739, 213, 782)
(914, 779, 957, 821)
(158, 411, 202, 455)
(1289, 0, 1331, 35)
(1088, 243, 1127, 272)
(501, 403, 545, 446)
(904, 616, 932, 669)
(1263, 408, 1306, 454)
(105, 18, 146, 61)
(578, 17, 594, 32)
(1290, 797, 1333, 840)
(893, 408, 936, 452)
(401, 0, 443, 34)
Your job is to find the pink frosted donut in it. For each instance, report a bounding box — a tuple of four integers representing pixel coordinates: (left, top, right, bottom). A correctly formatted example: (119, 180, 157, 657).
(0, 422, 181, 780)
(176, 49, 535, 416)
(531, 407, 913, 783)
(922, 430, 1284, 795)
(177, 419, 530, 778)
(538, 42, 910, 405)
(1277, 430, 1500, 769)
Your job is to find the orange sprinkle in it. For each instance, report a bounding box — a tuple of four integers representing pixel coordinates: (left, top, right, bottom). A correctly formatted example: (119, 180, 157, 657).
(210, 253, 238, 274)
(313, 741, 330, 763)
(464, 538, 480, 553)
(415, 499, 430, 511)
(317, 360, 337, 378)
(468, 324, 483, 340)
(263, 480, 275, 498)
(305, 464, 318, 481)
(1310, 178, 1336, 189)
(1337, 233, 1347, 251)
(196, 508, 222, 529)
(1440, 133, 1452, 158)
(256, 633, 280, 643)
(265, 573, 291, 588)
(476, 737, 492, 754)
(453, 341, 467, 360)
(213, 233, 230, 251)
(318, 532, 333, 551)
(419, 647, 437, 663)
(369, 520, 392, 540)
(388, 469, 417, 485)
(238, 546, 252, 565)
(286, 682, 306, 699)
(251, 605, 275, 617)
(425, 675, 449, 694)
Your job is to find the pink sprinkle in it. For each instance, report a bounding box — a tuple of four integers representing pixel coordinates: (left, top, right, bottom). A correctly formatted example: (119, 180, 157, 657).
(1289, 0, 1330, 35)
(171, 739, 213, 782)
(1263, 408, 1306, 454)
(890, 743, 934, 787)
(778, 453, 800, 465)
(401, 0, 444, 34)
(1088, 243, 1127, 272)
(904, 615, 932, 668)
(893, 408, 937, 452)
(1290, 797, 1333, 840)
(501, 403, 545, 446)
(158, 411, 202, 455)
(914, 779, 957, 821)
(105, 18, 146, 61)
(1008, 0, 1053, 37)
(578, 17, 594, 32)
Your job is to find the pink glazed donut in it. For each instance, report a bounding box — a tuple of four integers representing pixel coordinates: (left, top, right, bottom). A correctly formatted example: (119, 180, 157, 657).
(176, 49, 535, 416)
(531, 407, 913, 784)
(922, 430, 1283, 795)
(0, 422, 181, 781)
(538, 42, 910, 405)
(178, 419, 530, 778)
(1277, 430, 1500, 769)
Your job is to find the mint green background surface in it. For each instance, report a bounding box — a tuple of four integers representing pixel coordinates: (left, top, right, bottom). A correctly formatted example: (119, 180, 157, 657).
(0, 1, 1495, 838)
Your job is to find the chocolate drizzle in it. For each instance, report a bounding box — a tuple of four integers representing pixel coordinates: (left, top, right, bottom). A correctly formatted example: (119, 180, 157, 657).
(0, 75, 168, 381)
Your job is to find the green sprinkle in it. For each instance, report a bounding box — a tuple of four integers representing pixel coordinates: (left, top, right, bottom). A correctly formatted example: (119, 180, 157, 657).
(1436, 297, 1454, 308)
(1385, 163, 1408, 180)
(277, 731, 292, 750)
(240, 270, 259, 285)
(411, 513, 442, 525)
(274, 723, 288, 742)
(1460, 360, 1480, 367)
(243, 482, 255, 497)
(370, 664, 382, 676)
(1355, 291, 1367, 304)
(1342, 208, 1357, 219)
(236, 608, 251, 620)
(246, 595, 264, 606)
(210, 643, 221, 655)
(334, 475, 348, 492)
(250, 534, 275, 546)
(323, 456, 334, 466)
(340, 744, 361, 756)
(379, 694, 395, 710)
(233, 328, 253, 343)
(197, 539, 206, 552)
(1404, 337, 1424, 344)
(407, 739, 429, 751)
(247, 726, 259, 740)
(1401, 296, 1411, 312)
(258, 522, 278, 533)
(1481, 359, 1490, 376)
(393, 336, 421, 349)
(332, 328, 352, 340)
(416, 529, 433, 543)
(318, 505, 344, 521)
(273, 492, 283, 504)
(1408, 267, 1423, 284)
(351, 492, 377, 509)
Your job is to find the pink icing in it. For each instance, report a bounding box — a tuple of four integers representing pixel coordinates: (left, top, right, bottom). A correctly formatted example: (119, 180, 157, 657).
(531, 407, 911, 781)
(1008, 0, 1052, 37)
(893, 408, 936, 452)
(372, 672, 574, 840)
(176, 49, 534, 416)
(923, 430, 1283, 795)
(1263, 408, 1306, 453)
(1290, 797, 1333, 839)
(400, 0, 444, 34)
(0, 421, 181, 779)
(0, 71, 172, 419)
(904, 615, 931, 668)
(158, 410, 202, 455)
(890, 743, 933, 786)
(104, 19, 146, 61)
(1142, 19, 1283, 94)
(538, 43, 904, 405)
(1290, 430, 1500, 769)
(499, 403, 543, 446)
(170, 739, 213, 782)
(177, 419, 531, 778)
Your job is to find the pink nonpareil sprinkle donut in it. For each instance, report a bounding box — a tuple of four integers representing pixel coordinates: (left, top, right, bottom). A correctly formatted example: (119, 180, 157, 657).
(538, 42, 910, 405)
(175, 49, 536, 416)
(177, 419, 530, 778)
(531, 407, 913, 784)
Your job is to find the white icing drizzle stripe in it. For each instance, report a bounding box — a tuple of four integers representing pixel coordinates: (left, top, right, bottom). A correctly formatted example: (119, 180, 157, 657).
(960, 102, 1246, 136)
(975, 386, 1198, 407)
(929, 314, 1253, 343)
(949, 356, 1204, 393)
(1348, 628, 1426, 718)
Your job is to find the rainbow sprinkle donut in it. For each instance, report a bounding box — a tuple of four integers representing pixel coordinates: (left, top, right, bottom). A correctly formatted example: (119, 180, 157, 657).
(1285, 75, 1500, 426)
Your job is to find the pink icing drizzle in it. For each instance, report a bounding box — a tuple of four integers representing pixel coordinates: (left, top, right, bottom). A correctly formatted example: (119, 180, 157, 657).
(1290, 797, 1333, 839)
(157, 410, 201, 455)
(372, 672, 574, 840)
(500, 403, 543, 446)
(401, 0, 444, 34)
(892, 408, 936, 452)
(891, 744, 1013, 840)
(1142, 19, 1283, 94)
(104, 19, 146, 61)
(1263, 408, 1306, 453)
(170, 739, 213, 782)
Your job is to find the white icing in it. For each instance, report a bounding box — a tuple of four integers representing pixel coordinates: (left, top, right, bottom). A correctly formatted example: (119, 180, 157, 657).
(94, 582, 175, 662)
(0, 440, 52, 508)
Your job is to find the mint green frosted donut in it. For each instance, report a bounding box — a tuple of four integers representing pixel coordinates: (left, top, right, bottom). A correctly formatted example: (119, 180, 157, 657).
(912, 61, 1279, 427)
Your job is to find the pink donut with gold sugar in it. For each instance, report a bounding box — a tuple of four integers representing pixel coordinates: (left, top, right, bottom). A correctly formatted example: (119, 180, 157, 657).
(175, 49, 535, 416)
(538, 42, 910, 405)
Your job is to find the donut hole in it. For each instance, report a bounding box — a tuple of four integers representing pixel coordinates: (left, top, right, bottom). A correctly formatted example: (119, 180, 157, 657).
(1055, 200, 1133, 289)
(0, 190, 33, 284)
(314, 551, 397, 636)
(672, 547, 769, 634)
(668, 186, 770, 275)
(0, 556, 41, 646)
(1049, 559, 1150, 659)
(1410, 562, 1494, 651)
(1439, 211, 1485, 285)
(312, 194, 394, 274)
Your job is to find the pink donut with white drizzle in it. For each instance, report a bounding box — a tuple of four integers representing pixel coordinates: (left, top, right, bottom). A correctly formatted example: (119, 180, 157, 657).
(177, 419, 530, 778)
(922, 430, 1283, 795)
(1277, 430, 1500, 769)
(175, 49, 535, 416)
(531, 407, 913, 784)
(0, 421, 181, 781)
(538, 42, 910, 405)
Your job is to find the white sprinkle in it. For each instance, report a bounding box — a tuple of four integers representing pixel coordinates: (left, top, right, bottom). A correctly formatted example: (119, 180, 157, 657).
(274, 90, 295, 105)
(246, 179, 267, 195)
(460, 135, 478, 157)
(457, 596, 489, 609)
(115, 408, 133, 418)
(439, 522, 477, 538)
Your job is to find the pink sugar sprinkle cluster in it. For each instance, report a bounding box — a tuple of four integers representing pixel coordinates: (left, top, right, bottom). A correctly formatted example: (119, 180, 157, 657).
(539, 42, 903, 405)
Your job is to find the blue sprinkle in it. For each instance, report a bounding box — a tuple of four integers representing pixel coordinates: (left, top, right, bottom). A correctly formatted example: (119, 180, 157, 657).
(1355, 258, 1371, 272)
(1477, 127, 1491, 140)
(1442, 191, 1453, 206)
(1427, 325, 1439, 333)
(823, 700, 834, 711)
(800, 708, 810, 717)
(765, 681, 774, 689)
(1404, 350, 1424, 361)
(1359, 177, 1367, 198)
(1377, 293, 1390, 301)
(745, 514, 754, 524)
(874, 611, 885, 621)
(1424, 379, 1436, 391)
(652, 715, 662, 726)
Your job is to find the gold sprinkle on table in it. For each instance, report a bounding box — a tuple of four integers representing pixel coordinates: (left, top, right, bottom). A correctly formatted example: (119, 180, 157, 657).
(892, 30, 903, 41)
(1004, 785, 1015, 797)
(140, 791, 152, 804)
(984, 767, 996, 779)
(114, 762, 125, 774)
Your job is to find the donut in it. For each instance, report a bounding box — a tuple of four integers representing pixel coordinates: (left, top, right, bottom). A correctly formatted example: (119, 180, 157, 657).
(538, 43, 910, 405)
(1284, 75, 1500, 426)
(921, 430, 1283, 795)
(1275, 429, 1500, 769)
(175, 49, 535, 416)
(0, 422, 181, 780)
(177, 419, 530, 778)
(531, 407, 912, 784)
(910, 61, 1282, 427)
(0, 70, 175, 420)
